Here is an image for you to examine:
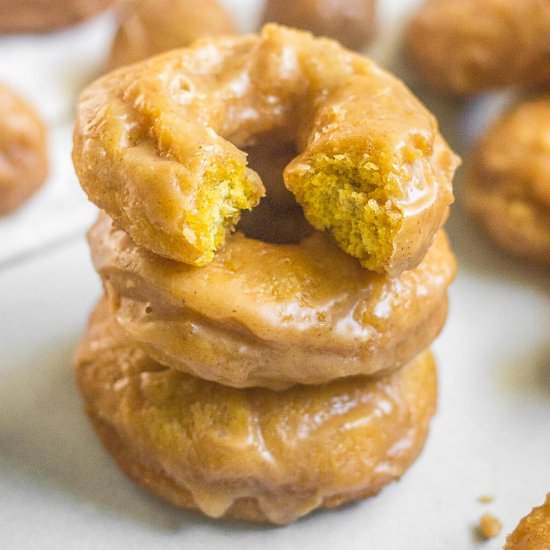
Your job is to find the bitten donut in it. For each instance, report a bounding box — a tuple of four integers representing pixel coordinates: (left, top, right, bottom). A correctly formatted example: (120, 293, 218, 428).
(0, 0, 113, 33)
(406, 0, 550, 96)
(465, 98, 550, 266)
(73, 25, 458, 274)
(89, 213, 455, 389)
(0, 85, 48, 215)
(75, 299, 438, 524)
(261, 0, 376, 51)
(107, 0, 235, 70)
(505, 494, 550, 550)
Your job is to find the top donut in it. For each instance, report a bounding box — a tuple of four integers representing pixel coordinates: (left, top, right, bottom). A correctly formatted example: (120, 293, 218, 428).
(73, 24, 458, 275)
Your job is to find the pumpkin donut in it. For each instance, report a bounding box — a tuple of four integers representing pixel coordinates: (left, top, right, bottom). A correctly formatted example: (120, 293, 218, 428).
(261, 0, 376, 51)
(106, 0, 235, 71)
(73, 24, 458, 274)
(75, 299, 438, 524)
(405, 0, 550, 96)
(0, 84, 48, 215)
(505, 494, 550, 550)
(89, 213, 455, 389)
(465, 98, 550, 266)
(0, 0, 113, 33)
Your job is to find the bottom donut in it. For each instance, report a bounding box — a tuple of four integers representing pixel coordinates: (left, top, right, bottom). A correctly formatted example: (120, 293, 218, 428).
(75, 299, 438, 525)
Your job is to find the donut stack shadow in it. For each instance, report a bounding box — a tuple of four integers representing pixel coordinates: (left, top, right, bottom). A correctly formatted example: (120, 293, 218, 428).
(72, 26, 458, 525)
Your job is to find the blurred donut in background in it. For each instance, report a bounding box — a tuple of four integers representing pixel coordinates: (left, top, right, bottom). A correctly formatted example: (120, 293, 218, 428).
(465, 97, 550, 266)
(0, 84, 48, 215)
(106, 0, 236, 70)
(0, 0, 114, 33)
(405, 0, 550, 95)
(261, 0, 376, 50)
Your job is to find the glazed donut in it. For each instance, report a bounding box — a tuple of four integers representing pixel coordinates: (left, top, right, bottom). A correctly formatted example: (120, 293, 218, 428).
(505, 494, 550, 549)
(75, 299, 438, 524)
(107, 0, 235, 71)
(261, 0, 376, 51)
(89, 213, 455, 389)
(0, 84, 48, 215)
(0, 0, 113, 33)
(73, 24, 458, 274)
(465, 98, 550, 266)
(405, 0, 550, 96)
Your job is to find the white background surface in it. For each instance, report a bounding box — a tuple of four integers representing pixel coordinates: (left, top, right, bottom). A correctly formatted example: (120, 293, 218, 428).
(1, 1, 549, 549)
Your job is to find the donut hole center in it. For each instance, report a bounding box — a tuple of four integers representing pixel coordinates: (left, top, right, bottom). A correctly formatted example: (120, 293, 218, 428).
(237, 136, 313, 245)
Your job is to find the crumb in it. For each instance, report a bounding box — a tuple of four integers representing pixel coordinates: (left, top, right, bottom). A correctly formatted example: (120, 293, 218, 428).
(477, 513, 502, 541)
(478, 495, 494, 504)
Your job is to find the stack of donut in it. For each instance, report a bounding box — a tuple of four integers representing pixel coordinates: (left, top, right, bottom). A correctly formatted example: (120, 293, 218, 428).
(72, 25, 459, 524)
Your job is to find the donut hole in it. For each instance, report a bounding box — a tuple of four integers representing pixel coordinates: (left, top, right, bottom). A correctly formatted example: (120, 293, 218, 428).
(244, 136, 297, 212)
(237, 202, 313, 244)
(237, 135, 313, 245)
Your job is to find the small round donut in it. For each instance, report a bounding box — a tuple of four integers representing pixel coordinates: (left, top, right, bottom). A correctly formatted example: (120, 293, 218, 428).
(107, 0, 236, 71)
(405, 0, 550, 96)
(0, 0, 113, 33)
(261, 0, 376, 51)
(465, 98, 550, 266)
(0, 84, 48, 215)
(73, 24, 458, 274)
(505, 494, 550, 550)
(89, 213, 455, 389)
(75, 299, 438, 525)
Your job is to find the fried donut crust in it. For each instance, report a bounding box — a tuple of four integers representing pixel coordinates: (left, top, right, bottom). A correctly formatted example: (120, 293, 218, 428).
(406, 0, 550, 96)
(75, 299, 438, 524)
(0, 0, 113, 33)
(73, 24, 458, 274)
(89, 213, 455, 389)
(0, 84, 48, 215)
(465, 98, 550, 266)
(107, 0, 235, 71)
(505, 494, 550, 550)
(261, 0, 376, 51)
